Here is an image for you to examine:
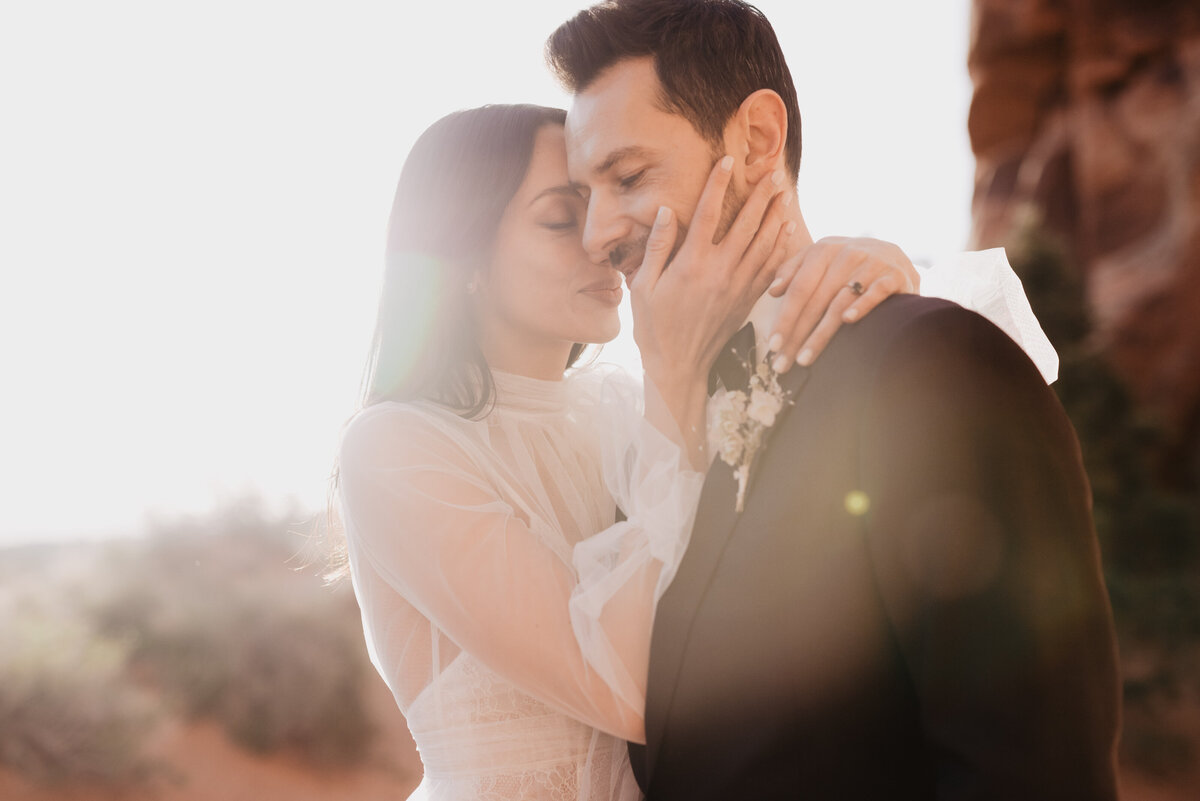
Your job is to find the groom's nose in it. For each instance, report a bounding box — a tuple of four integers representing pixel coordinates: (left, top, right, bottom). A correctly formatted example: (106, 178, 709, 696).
(581, 192, 629, 265)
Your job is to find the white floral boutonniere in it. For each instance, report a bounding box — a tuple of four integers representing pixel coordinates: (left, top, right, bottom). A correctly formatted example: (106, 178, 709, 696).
(710, 358, 792, 512)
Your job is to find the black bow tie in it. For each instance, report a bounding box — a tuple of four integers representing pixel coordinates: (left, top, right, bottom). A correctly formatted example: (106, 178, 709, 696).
(709, 322, 756, 395)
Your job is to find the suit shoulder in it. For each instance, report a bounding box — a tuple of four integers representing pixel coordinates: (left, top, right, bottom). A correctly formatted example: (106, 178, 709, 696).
(869, 295, 1054, 414)
(828, 294, 983, 366)
(816, 293, 1048, 401)
(851, 293, 971, 342)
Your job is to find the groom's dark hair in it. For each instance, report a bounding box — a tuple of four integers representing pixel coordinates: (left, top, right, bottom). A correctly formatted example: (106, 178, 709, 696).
(546, 0, 801, 181)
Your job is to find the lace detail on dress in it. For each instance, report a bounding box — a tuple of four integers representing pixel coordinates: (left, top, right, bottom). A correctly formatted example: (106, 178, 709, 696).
(408, 655, 609, 800)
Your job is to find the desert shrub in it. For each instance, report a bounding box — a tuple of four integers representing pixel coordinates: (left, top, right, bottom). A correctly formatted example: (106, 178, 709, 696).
(88, 498, 377, 766)
(213, 598, 375, 763)
(0, 604, 158, 784)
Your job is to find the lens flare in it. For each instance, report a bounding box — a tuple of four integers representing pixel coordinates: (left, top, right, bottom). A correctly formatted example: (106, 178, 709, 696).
(373, 251, 446, 394)
(844, 490, 871, 517)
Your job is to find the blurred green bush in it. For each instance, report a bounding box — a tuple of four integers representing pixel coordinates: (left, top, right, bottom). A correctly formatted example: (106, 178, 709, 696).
(0, 605, 159, 784)
(1009, 213, 1200, 776)
(0, 498, 378, 786)
(90, 498, 376, 765)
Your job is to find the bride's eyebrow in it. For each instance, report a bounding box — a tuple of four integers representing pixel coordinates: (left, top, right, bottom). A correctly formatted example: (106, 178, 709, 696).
(528, 185, 583, 207)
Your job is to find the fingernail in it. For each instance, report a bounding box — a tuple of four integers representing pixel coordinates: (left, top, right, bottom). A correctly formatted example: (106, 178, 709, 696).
(772, 354, 790, 373)
(656, 206, 672, 225)
(768, 276, 784, 292)
(771, 169, 785, 186)
(784, 220, 796, 234)
(844, 307, 859, 322)
(720, 155, 734, 171)
(782, 193, 793, 208)
(796, 348, 814, 367)
(767, 333, 782, 353)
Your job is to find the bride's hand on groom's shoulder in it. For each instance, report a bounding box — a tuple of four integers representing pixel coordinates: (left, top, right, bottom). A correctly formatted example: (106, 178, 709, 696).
(764, 236, 920, 373)
(631, 156, 793, 383)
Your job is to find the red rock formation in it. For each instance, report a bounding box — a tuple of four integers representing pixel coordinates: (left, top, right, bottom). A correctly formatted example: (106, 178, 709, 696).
(968, 0, 1200, 482)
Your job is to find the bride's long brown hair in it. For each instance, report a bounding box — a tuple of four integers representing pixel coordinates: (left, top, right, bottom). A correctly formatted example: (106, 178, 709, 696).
(326, 104, 585, 579)
(365, 103, 585, 419)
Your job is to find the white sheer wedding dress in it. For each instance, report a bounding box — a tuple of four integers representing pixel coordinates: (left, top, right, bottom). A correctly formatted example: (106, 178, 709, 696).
(337, 250, 1058, 801)
(339, 367, 699, 801)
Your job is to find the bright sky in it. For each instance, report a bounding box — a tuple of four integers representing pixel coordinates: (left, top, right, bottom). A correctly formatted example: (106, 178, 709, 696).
(0, 1, 973, 545)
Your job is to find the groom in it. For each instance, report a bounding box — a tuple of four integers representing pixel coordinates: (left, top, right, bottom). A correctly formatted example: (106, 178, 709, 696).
(548, 1, 1121, 799)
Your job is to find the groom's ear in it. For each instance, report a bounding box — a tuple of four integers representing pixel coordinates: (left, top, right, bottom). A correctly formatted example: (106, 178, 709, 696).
(729, 89, 788, 184)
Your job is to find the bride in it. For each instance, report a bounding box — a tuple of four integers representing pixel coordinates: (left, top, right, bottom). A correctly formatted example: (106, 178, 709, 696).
(334, 104, 1052, 801)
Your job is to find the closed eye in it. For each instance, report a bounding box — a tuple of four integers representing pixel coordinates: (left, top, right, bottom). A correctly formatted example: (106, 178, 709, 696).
(617, 169, 646, 190)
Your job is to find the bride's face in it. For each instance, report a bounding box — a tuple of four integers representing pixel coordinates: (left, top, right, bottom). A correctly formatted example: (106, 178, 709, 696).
(476, 124, 623, 350)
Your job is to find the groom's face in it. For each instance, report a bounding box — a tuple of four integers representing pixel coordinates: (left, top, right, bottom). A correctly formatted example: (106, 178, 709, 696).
(565, 57, 740, 282)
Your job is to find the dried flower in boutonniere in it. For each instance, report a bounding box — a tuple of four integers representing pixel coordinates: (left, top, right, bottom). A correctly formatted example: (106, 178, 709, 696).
(710, 358, 793, 512)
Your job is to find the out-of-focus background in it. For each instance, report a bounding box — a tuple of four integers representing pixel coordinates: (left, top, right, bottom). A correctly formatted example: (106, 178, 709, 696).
(1, 1, 1196, 799)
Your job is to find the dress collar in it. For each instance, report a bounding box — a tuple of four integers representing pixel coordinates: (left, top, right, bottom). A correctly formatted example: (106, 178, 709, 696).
(490, 369, 568, 415)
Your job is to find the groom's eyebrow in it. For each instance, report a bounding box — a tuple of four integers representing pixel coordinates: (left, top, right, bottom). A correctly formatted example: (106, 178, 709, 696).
(566, 146, 657, 195)
(594, 146, 656, 176)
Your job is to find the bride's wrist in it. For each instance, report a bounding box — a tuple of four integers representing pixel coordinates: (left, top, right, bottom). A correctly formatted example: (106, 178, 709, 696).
(643, 370, 709, 471)
(643, 355, 705, 393)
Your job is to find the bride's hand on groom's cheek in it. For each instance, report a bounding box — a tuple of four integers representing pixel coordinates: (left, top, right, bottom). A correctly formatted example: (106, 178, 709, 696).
(631, 156, 794, 379)
(764, 236, 920, 373)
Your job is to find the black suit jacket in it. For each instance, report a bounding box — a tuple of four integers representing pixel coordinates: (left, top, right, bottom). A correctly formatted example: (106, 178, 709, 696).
(630, 295, 1120, 800)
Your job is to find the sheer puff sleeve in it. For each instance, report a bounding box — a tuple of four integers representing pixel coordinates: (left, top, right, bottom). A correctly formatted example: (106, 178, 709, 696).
(567, 370, 706, 721)
(338, 390, 701, 744)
